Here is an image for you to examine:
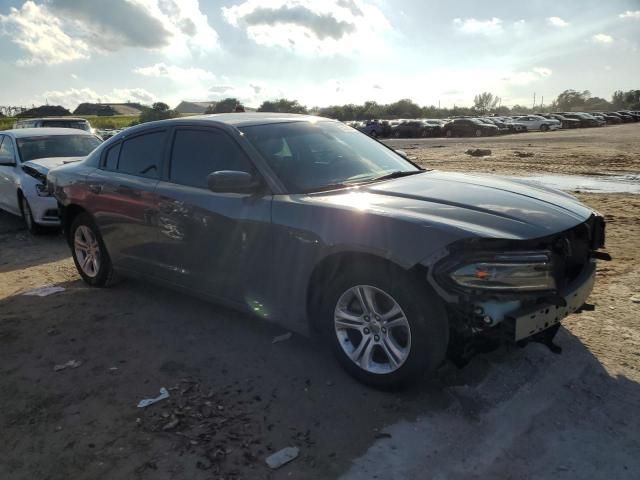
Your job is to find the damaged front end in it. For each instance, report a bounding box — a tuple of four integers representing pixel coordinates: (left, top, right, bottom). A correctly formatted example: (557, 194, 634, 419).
(428, 214, 608, 365)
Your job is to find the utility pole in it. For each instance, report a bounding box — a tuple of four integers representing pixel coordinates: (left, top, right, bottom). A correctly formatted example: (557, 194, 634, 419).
(533, 92, 536, 108)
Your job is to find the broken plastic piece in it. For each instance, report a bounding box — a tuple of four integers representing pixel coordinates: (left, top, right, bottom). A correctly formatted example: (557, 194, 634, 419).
(137, 387, 170, 408)
(266, 446, 299, 469)
(272, 332, 292, 344)
(53, 359, 82, 372)
(23, 286, 65, 297)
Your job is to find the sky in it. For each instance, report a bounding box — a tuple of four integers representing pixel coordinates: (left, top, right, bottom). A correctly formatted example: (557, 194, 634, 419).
(0, 0, 639, 111)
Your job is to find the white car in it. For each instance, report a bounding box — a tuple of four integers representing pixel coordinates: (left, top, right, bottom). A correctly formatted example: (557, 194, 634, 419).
(513, 115, 561, 131)
(0, 128, 102, 233)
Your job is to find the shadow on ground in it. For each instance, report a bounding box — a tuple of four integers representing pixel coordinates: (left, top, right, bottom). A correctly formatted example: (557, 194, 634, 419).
(1, 275, 638, 479)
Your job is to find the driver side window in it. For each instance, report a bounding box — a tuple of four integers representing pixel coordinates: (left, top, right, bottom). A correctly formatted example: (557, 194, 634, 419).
(169, 128, 254, 189)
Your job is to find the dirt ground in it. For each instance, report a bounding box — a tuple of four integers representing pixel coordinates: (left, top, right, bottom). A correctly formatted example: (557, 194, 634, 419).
(1, 124, 639, 479)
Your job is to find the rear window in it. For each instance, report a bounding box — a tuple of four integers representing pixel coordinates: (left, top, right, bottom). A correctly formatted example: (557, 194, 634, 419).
(41, 120, 91, 132)
(116, 131, 165, 178)
(17, 135, 102, 162)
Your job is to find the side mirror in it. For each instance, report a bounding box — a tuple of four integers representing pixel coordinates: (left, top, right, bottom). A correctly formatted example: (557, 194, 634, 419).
(207, 170, 260, 193)
(395, 149, 408, 158)
(0, 156, 16, 167)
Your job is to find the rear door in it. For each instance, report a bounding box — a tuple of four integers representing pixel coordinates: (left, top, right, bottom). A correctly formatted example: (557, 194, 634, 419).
(85, 129, 168, 275)
(153, 126, 272, 302)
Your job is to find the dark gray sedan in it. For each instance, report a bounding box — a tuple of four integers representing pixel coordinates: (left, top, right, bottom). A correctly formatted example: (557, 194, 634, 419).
(47, 113, 606, 388)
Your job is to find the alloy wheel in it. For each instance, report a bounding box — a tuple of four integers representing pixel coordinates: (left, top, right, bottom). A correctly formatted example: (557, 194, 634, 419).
(74, 225, 101, 278)
(334, 285, 411, 374)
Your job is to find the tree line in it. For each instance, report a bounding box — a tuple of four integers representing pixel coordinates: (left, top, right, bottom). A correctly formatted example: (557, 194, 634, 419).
(197, 88, 640, 121)
(4, 88, 638, 124)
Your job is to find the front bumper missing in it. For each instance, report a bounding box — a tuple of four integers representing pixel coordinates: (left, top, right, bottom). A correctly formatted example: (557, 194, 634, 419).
(510, 264, 596, 341)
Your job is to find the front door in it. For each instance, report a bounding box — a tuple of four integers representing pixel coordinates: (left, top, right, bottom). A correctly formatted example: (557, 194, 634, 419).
(153, 126, 272, 305)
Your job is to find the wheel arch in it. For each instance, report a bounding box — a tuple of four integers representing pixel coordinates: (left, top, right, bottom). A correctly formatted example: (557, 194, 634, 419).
(305, 251, 429, 334)
(62, 204, 89, 245)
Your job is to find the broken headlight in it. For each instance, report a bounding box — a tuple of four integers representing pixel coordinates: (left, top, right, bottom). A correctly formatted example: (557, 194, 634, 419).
(450, 251, 555, 291)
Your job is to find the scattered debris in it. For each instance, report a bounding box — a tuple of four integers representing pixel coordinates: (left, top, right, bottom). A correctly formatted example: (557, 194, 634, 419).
(53, 360, 82, 372)
(272, 332, 292, 344)
(465, 148, 492, 157)
(22, 285, 65, 297)
(161, 416, 179, 431)
(137, 387, 170, 408)
(266, 446, 299, 469)
(630, 296, 640, 304)
(513, 150, 535, 158)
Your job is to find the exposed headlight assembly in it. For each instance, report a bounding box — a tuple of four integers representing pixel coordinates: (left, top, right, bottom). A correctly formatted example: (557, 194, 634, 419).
(449, 251, 555, 292)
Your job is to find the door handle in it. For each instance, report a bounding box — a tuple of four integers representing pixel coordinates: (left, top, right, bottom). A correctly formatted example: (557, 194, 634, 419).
(88, 183, 103, 194)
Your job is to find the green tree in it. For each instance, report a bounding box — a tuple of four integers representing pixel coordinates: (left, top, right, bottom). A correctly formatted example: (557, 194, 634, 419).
(138, 102, 179, 124)
(473, 92, 500, 114)
(555, 90, 590, 111)
(206, 98, 241, 114)
(257, 98, 307, 114)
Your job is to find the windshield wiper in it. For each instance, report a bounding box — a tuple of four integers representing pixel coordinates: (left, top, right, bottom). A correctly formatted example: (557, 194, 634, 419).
(366, 170, 425, 183)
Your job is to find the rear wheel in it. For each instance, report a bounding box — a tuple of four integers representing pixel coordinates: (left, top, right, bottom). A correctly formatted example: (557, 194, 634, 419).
(540, 124, 549, 132)
(475, 129, 482, 137)
(323, 264, 448, 389)
(370, 130, 378, 138)
(70, 213, 115, 287)
(446, 130, 453, 138)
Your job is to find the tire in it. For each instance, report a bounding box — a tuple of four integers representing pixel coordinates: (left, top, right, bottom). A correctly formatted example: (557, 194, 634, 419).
(445, 130, 453, 138)
(70, 213, 115, 287)
(475, 129, 482, 137)
(540, 124, 549, 132)
(323, 263, 449, 389)
(370, 130, 378, 138)
(20, 195, 44, 235)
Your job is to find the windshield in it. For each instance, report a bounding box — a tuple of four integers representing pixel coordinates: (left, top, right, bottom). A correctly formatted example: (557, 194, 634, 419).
(240, 121, 419, 193)
(17, 135, 102, 162)
(41, 120, 91, 131)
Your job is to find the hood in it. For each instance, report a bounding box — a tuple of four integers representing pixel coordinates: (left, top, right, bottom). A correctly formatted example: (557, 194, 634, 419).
(304, 171, 593, 240)
(21, 156, 85, 183)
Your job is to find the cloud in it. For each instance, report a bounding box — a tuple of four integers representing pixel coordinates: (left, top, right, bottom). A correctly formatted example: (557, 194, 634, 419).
(453, 17, 503, 36)
(593, 33, 614, 44)
(40, 87, 155, 110)
(48, 0, 171, 50)
(0, 0, 218, 66)
(547, 16, 569, 27)
(135, 63, 216, 82)
(619, 10, 640, 19)
(532, 67, 552, 77)
(0, 1, 89, 65)
(222, 0, 390, 55)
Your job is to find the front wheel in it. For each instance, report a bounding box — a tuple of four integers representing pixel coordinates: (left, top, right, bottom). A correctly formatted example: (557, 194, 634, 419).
(20, 195, 45, 235)
(540, 124, 549, 132)
(324, 265, 449, 389)
(475, 129, 483, 137)
(70, 213, 115, 287)
(445, 130, 453, 138)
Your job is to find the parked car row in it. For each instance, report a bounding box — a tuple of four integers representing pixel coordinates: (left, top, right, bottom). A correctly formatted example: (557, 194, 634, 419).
(349, 110, 640, 138)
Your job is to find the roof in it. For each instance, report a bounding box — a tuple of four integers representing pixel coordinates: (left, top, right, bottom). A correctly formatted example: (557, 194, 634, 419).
(14, 117, 88, 122)
(172, 112, 330, 128)
(2, 128, 96, 138)
(174, 101, 215, 114)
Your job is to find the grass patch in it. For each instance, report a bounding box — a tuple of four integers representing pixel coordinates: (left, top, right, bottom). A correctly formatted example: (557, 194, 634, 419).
(0, 115, 140, 131)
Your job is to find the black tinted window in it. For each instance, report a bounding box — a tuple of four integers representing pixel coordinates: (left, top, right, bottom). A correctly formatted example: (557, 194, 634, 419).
(169, 129, 252, 188)
(104, 143, 121, 170)
(118, 131, 164, 178)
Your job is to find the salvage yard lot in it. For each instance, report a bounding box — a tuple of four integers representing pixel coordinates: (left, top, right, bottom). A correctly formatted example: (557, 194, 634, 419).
(1, 124, 639, 479)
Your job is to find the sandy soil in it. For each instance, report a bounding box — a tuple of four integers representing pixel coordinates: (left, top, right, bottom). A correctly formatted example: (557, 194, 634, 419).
(1, 124, 639, 479)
